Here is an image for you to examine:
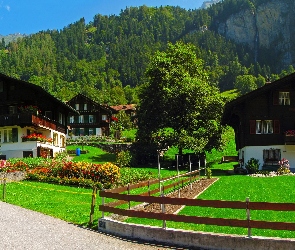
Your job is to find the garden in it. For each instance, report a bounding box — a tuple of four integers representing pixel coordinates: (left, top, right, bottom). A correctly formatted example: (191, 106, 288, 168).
(1, 127, 295, 239)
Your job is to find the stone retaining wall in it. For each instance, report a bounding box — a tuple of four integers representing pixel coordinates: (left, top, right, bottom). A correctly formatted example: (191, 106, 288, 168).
(0, 171, 26, 184)
(99, 217, 295, 250)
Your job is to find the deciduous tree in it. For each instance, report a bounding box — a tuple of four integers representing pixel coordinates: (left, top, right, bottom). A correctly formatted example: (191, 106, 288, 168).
(135, 41, 225, 163)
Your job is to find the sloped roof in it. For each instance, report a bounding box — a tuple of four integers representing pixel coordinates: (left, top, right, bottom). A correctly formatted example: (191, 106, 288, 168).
(67, 93, 112, 113)
(224, 72, 295, 110)
(110, 104, 136, 112)
(0, 73, 77, 113)
(222, 72, 295, 124)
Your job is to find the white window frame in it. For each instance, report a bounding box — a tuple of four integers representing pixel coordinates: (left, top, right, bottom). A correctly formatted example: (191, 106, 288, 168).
(75, 103, 79, 110)
(256, 120, 273, 134)
(279, 92, 290, 105)
(79, 115, 84, 123)
(2, 129, 12, 143)
(102, 115, 107, 121)
(89, 115, 94, 123)
(84, 103, 87, 110)
(69, 116, 74, 123)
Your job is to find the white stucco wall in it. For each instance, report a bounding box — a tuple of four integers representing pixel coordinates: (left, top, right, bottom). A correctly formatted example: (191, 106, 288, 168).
(239, 145, 295, 170)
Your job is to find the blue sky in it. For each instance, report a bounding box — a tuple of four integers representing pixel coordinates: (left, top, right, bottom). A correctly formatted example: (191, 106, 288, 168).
(0, 0, 205, 36)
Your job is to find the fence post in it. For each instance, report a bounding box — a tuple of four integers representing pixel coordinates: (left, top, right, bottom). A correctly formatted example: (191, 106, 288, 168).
(88, 186, 97, 227)
(161, 187, 166, 229)
(189, 155, 192, 190)
(128, 183, 130, 209)
(246, 197, 251, 238)
(2, 173, 7, 201)
(101, 188, 105, 219)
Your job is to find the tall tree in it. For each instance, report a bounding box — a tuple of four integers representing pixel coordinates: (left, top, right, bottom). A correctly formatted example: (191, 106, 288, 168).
(135, 41, 225, 163)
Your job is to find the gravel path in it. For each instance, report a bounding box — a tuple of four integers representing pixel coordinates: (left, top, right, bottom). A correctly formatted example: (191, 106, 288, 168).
(0, 201, 189, 250)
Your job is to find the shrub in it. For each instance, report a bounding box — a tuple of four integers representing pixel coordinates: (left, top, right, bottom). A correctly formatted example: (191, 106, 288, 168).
(119, 168, 155, 186)
(277, 166, 291, 175)
(116, 150, 132, 168)
(245, 158, 260, 174)
(206, 168, 212, 179)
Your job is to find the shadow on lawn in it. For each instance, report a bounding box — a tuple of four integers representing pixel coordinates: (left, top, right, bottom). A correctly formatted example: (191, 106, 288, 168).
(88, 154, 116, 163)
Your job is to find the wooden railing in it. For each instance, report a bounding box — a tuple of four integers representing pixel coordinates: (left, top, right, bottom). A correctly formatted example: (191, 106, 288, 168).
(99, 172, 295, 237)
(0, 113, 66, 134)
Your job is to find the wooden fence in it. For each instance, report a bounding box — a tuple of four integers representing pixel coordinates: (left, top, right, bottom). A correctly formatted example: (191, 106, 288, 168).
(99, 171, 295, 237)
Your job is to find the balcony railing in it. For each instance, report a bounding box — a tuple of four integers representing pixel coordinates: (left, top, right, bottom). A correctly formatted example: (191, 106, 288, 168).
(0, 114, 66, 134)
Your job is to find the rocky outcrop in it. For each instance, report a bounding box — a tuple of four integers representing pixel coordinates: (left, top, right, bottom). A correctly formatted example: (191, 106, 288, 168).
(217, 0, 295, 67)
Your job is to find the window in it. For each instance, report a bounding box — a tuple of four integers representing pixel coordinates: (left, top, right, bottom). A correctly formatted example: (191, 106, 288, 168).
(2, 128, 17, 143)
(79, 115, 84, 123)
(9, 106, 17, 114)
(102, 115, 107, 121)
(80, 128, 85, 136)
(89, 115, 94, 123)
(59, 113, 65, 125)
(263, 149, 281, 162)
(84, 103, 87, 110)
(279, 92, 290, 105)
(69, 116, 74, 123)
(250, 120, 280, 134)
(89, 128, 94, 135)
(75, 103, 79, 110)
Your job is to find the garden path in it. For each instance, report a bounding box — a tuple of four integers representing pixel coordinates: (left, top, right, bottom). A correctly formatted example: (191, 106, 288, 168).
(0, 201, 198, 250)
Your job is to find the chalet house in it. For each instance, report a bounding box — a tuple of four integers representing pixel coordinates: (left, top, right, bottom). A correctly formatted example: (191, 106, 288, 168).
(66, 94, 112, 138)
(222, 73, 295, 170)
(0, 73, 76, 159)
(110, 104, 136, 117)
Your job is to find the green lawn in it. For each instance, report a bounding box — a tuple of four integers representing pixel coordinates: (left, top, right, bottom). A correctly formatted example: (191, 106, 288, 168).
(126, 173, 295, 238)
(2, 181, 101, 227)
(66, 145, 116, 163)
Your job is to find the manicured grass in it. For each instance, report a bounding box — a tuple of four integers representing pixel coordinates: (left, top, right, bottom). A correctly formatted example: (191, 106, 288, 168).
(126, 174, 295, 238)
(66, 145, 116, 163)
(2, 181, 103, 227)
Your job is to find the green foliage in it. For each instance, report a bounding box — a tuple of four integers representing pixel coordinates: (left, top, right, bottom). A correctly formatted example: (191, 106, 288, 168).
(136, 41, 225, 163)
(206, 168, 212, 179)
(115, 150, 132, 168)
(277, 166, 291, 176)
(245, 158, 260, 174)
(118, 167, 156, 186)
(0, 3, 292, 103)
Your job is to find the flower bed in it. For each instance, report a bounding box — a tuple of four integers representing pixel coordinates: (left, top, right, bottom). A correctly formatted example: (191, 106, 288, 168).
(22, 133, 52, 143)
(0, 158, 120, 188)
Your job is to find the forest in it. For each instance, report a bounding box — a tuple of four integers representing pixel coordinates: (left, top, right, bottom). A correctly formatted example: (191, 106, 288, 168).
(0, 0, 294, 105)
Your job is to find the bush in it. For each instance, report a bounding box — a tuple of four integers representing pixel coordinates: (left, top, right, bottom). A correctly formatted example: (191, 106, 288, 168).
(116, 150, 132, 168)
(277, 166, 291, 175)
(245, 158, 260, 174)
(206, 168, 212, 179)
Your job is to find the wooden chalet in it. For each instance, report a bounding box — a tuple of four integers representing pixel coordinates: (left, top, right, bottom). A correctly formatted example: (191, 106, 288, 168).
(110, 104, 136, 117)
(0, 73, 77, 159)
(222, 72, 295, 170)
(67, 94, 112, 138)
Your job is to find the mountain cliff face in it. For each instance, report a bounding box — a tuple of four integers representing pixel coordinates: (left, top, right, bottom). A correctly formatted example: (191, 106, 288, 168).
(217, 0, 295, 68)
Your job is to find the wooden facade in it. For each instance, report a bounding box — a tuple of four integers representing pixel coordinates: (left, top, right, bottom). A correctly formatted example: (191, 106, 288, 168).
(0, 73, 76, 159)
(67, 94, 112, 137)
(222, 73, 295, 169)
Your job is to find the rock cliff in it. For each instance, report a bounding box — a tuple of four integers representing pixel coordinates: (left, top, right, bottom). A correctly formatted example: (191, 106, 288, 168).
(217, 0, 295, 67)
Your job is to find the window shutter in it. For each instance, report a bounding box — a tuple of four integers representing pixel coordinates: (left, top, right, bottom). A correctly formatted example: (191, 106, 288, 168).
(249, 120, 256, 134)
(12, 128, 18, 142)
(274, 120, 280, 134)
(273, 91, 279, 105)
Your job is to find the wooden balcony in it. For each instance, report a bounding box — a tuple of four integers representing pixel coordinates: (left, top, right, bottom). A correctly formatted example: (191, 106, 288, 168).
(0, 114, 66, 134)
